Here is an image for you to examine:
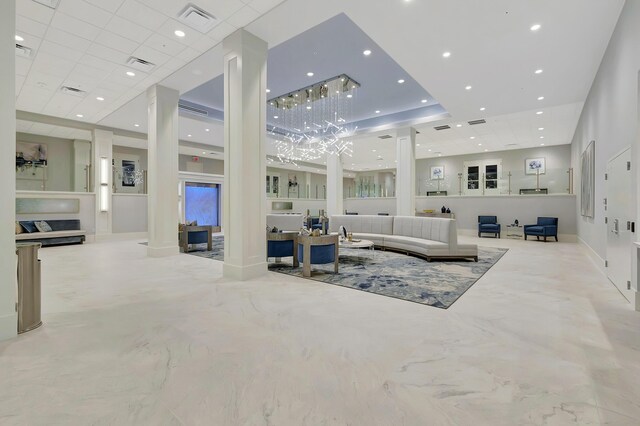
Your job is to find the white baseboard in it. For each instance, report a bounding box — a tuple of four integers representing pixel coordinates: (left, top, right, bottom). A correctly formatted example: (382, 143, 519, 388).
(0, 313, 17, 342)
(94, 232, 148, 242)
(578, 236, 606, 275)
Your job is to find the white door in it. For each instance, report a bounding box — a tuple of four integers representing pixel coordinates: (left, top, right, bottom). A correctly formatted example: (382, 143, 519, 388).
(606, 148, 634, 302)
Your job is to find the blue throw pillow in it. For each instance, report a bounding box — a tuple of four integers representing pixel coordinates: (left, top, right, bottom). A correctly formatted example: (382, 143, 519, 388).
(20, 221, 38, 233)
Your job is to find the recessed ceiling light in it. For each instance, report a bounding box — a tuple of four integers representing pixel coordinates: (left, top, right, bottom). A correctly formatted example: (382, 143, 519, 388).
(538, 127, 544, 131)
(134, 123, 140, 127)
(456, 124, 462, 128)
(442, 51, 451, 58)
(202, 151, 206, 154)
(465, 85, 472, 90)
(96, 96, 104, 101)
(421, 99, 427, 103)
(266, 89, 270, 93)
(187, 134, 192, 137)
(126, 71, 136, 77)
(484, 149, 488, 152)
(372, 149, 376, 152)
(535, 69, 543, 74)
(347, 94, 352, 98)
(375, 110, 381, 114)
(538, 96, 545, 101)
(397, 79, 405, 84)
(540, 143, 545, 146)
(478, 143, 482, 146)
(306, 72, 314, 77)
(363, 49, 372, 56)
(480, 107, 486, 111)
(438, 154, 442, 157)
(273, 116, 279, 119)
(76, 114, 83, 118)
(174, 30, 186, 37)
(15, 35, 24, 42)
(536, 111, 543, 115)
(428, 149, 432, 152)
(306, 106, 312, 110)
(540, 136, 545, 139)
(470, 136, 475, 140)
(530, 24, 542, 32)
(416, 144, 420, 147)
(205, 128, 210, 132)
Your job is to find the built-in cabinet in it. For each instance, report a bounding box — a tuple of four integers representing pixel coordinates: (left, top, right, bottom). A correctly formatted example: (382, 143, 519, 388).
(463, 159, 502, 195)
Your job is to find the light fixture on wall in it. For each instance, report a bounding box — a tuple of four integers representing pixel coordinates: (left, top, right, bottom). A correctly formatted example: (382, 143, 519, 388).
(268, 74, 359, 164)
(99, 157, 109, 212)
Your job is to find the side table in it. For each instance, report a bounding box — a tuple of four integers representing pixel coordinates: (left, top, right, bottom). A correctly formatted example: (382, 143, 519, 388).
(506, 225, 524, 239)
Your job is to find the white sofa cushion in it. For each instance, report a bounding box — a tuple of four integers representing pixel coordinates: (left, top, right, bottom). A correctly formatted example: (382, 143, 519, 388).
(392, 216, 457, 248)
(330, 215, 394, 235)
(16, 230, 86, 240)
(267, 214, 303, 231)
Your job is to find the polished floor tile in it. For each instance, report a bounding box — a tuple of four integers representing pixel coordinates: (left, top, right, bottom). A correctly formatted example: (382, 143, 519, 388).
(0, 236, 639, 425)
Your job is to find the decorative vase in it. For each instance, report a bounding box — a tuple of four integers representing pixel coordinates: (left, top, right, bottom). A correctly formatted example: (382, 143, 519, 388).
(441, 206, 446, 213)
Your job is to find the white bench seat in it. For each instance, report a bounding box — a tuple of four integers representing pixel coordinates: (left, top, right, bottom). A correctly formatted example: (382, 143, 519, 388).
(16, 230, 86, 240)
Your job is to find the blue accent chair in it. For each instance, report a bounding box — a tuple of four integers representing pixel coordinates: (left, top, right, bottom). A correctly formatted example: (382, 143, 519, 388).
(478, 216, 501, 238)
(524, 217, 558, 242)
(297, 234, 339, 277)
(267, 232, 299, 267)
(310, 217, 329, 231)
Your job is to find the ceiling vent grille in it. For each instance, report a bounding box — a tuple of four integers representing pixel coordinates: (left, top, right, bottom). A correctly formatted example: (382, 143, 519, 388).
(378, 135, 393, 139)
(32, 0, 60, 9)
(468, 119, 486, 125)
(178, 3, 218, 33)
(126, 57, 156, 73)
(434, 125, 451, 131)
(179, 103, 209, 117)
(15, 44, 32, 58)
(61, 86, 87, 97)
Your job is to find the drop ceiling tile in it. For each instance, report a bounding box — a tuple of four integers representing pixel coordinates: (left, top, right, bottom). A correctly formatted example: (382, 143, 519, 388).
(77, 54, 120, 73)
(177, 47, 201, 63)
(16, 75, 26, 94)
(62, 75, 100, 93)
(116, 0, 169, 31)
(86, 43, 131, 65)
(45, 27, 93, 52)
(24, 71, 65, 91)
(85, 0, 127, 14)
(30, 52, 76, 77)
(15, 57, 34, 77)
(39, 40, 85, 62)
(18, 86, 55, 104)
(143, 33, 186, 57)
(49, 12, 101, 41)
(57, 1, 113, 28)
(72, 63, 113, 81)
(94, 30, 140, 55)
(130, 45, 172, 68)
(207, 21, 237, 40)
(249, 0, 285, 14)
(16, 15, 49, 39)
(188, 35, 220, 53)
(16, 0, 55, 25)
(188, 0, 245, 22)
(157, 18, 205, 46)
(105, 15, 153, 43)
(226, 5, 261, 28)
(107, 66, 147, 88)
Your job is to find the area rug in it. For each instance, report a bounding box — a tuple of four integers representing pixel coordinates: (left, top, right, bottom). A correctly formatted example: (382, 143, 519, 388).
(188, 237, 507, 309)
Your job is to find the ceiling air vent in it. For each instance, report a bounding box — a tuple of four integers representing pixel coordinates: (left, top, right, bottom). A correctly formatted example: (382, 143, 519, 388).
(378, 135, 393, 139)
(178, 3, 218, 33)
(32, 0, 60, 9)
(179, 103, 209, 117)
(434, 125, 451, 131)
(126, 57, 156, 73)
(61, 86, 87, 98)
(468, 119, 486, 125)
(15, 44, 32, 58)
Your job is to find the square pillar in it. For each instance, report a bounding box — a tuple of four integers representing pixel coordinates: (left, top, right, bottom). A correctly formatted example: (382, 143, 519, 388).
(327, 153, 344, 217)
(396, 127, 416, 216)
(223, 29, 268, 280)
(0, 0, 16, 341)
(92, 129, 113, 238)
(147, 85, 180, 257)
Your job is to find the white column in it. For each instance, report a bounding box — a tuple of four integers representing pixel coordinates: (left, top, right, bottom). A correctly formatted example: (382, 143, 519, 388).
(93, 129, 113, 238)
(326, 153, 344, 217)
(396, 127, 416, 216)
(222, 29, 268, 280)
(0, 0, 16, 341)
(147, 85, 180, 257)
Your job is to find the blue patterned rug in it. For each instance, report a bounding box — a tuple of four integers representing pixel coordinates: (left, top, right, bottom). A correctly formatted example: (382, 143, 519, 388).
(188, 237, 507, 309)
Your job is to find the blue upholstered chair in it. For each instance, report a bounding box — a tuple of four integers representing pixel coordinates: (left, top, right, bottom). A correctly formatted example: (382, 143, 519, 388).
(267, 232, 299, 267)
(478, 216, 501, 238)
(297, 234, 339, 277)
(524, 217, 558, 242)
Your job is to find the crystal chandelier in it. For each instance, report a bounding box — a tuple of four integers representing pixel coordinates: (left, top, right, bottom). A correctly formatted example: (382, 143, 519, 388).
(268, 74, 359, 165)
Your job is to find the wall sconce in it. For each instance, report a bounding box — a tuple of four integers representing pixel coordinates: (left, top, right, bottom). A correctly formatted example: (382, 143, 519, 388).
(99, 157, 109, 212)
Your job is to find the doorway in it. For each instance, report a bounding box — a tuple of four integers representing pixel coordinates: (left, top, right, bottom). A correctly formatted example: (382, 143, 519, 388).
(606, 147, 634, 302)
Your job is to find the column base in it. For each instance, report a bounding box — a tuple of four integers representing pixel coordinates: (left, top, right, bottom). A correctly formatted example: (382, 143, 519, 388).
(0, 313, 17, 342)
(147, 245, 179, 258)
(223, 261, 268, 281)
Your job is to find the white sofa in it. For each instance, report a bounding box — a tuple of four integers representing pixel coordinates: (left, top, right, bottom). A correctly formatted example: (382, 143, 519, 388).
(330, 215, 478, 261)
(267, 214, 303, 231)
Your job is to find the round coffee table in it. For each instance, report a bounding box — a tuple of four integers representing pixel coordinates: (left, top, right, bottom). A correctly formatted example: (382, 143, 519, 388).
(339, 238, 375, 260)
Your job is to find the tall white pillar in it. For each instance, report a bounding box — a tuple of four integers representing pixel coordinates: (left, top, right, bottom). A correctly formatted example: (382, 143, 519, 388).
(147, 85, 180, 257)
(0, 0, 16, 341)
(93, 129, 113, 238)
(222, 29, 268, 280)
(326, 153, 344, 217)
(396, 127, 416, 216)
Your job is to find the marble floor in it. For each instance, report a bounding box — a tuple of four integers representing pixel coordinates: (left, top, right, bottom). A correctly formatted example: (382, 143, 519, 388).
(1, 236, 639, 425)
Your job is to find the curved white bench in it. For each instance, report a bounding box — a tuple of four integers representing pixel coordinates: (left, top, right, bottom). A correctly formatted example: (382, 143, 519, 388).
(330, 215, 478, 262)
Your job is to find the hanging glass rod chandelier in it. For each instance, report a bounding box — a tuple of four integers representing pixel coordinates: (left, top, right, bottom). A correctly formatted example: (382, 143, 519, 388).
(268, 74, 360, 165)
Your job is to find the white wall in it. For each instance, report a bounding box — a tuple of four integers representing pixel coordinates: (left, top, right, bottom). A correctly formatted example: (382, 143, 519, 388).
(16, 191, 97, 236)
(345, 197, 397, 215)
(16, 133, 77, 192)
(112, 194, 147, 233)
(570, 0, 640, 265)
(179, 155, 224, 175)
